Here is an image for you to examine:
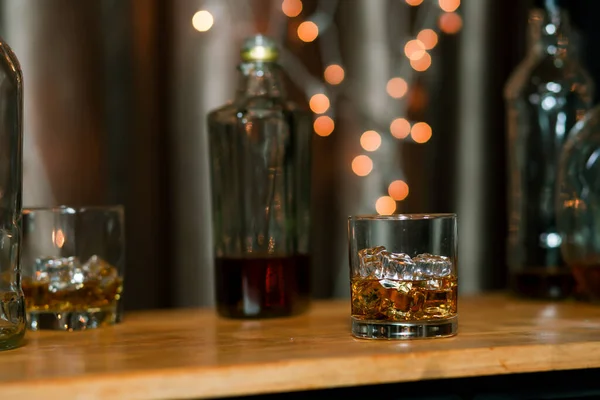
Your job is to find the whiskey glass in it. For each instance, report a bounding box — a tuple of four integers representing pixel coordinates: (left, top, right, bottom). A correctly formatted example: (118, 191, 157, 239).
(348, 214, 458, 339)
(21, 206, 125, 331)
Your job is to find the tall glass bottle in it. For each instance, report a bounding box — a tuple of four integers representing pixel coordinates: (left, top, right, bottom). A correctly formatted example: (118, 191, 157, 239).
(0, 37, 25, 349)
(504, 3, 594, 299)
(207, 35, 313, 318)
(556, 105, 600, 302)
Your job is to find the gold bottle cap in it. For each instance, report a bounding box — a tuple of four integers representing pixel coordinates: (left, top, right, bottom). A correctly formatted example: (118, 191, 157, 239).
(240, 34, 279, 62)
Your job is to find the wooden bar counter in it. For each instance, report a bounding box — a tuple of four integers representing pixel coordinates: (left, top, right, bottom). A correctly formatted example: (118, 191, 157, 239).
(1, 294, 600, 399)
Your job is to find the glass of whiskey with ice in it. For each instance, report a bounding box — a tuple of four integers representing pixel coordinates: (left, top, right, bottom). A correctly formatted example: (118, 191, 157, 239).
(21, 206, 125, 331)
(348, 214, 458, 339)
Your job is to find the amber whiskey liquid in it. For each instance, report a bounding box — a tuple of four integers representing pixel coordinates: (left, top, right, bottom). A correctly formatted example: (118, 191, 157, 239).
(22, 277, 123, 313)
(215, 255, 310, 318)
(351, 275, 458, 322)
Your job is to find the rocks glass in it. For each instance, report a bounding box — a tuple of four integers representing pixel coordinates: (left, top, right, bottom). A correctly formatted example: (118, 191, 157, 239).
(348, 214, 458, 339)
(21, 206, 125, 331)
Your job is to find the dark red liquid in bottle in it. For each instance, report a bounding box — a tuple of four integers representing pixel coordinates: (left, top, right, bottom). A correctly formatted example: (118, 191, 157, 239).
(215, 254, 311, 318)
(512, 266, 576, 300)
(570, 263, 600, 302)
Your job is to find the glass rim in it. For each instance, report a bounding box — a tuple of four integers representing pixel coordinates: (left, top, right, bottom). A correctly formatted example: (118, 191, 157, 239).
(23, 205, 124, 215)
(348, 213, 456, 221)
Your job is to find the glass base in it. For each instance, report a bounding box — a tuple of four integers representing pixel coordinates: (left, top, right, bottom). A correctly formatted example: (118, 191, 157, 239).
(0, 325, 25, 350)
(28, 306, 118, 331)
(351, 315, 458, 340)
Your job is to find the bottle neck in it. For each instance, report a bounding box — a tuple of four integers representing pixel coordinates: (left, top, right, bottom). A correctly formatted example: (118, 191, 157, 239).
(528, 8, 573, 58)
(236, 62, 285, 98)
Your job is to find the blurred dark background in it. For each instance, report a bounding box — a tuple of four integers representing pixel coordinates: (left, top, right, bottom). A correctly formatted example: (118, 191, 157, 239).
(0, 0, 599, 311)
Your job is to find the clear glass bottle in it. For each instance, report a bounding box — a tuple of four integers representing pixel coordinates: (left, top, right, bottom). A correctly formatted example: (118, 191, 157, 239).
(556, 105, 600, 302)
(504, 4, 594, 299)
(207, 35, 313, 318)
(0, 37, 26, 349)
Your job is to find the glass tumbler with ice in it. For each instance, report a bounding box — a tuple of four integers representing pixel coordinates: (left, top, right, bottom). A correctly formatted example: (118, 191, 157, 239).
(21, 206, 125, 331)
(348, 214, 458, 339)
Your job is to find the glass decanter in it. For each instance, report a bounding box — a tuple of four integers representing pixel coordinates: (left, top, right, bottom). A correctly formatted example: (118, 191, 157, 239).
(207, 35, 313, 318)
(504, 4, 594, 299)
(557, 105, 600, 302)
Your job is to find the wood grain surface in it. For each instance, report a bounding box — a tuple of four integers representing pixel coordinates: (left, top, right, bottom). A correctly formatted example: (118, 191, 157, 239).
(1, 294, 600, 399)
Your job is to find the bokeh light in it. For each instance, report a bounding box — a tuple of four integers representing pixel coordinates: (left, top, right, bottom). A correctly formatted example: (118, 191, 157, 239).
(390, 118, 411, 139)
(324, 64, 345, 85)
(388, 180, 409, 201)
(282, 0, 303, 17)
(352, 155, 373, 177)
(405, 0, 424, 6)
(192, 10, 214, 32)
(297, 21, 319, 42)
(376, 196, 396, 215)
(360, 130, 382, 152)
(411, 122, 432, 143)
(386, 77, 408, 99)
(404, 39, 426, 61)
(439, 12, 463, 34)
(417, 29, 438, 50)
(439, 0, 460, 13)
(53, 228, 65, 248)
(410, 52, 432, 72)
(313, 116, 334, 137)
(309, 94, 330, 114)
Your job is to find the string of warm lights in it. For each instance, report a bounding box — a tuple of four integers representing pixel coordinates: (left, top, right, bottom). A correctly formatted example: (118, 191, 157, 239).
(191, 0, 463, 215)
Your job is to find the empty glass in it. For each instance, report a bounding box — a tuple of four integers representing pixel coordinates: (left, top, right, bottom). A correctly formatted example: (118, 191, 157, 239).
(348, 214, 458, 340)
(21, 206, 125, 331)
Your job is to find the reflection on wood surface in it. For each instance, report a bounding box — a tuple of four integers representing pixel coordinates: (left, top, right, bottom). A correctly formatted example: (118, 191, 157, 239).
(0, 294, 600, 398)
